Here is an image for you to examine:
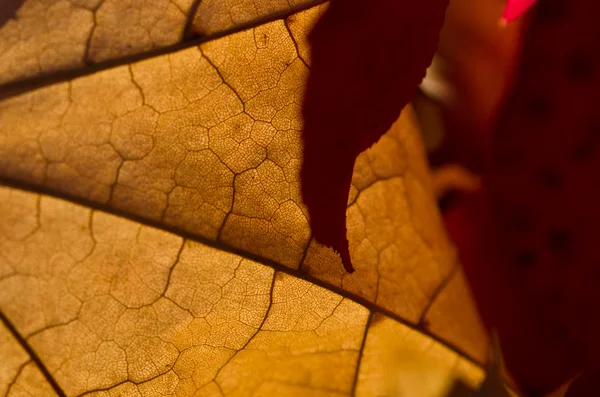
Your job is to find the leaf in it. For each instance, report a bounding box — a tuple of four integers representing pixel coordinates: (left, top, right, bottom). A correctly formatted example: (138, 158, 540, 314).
(442, 190, 582, 396)
(502, 0, 539, 23)
(301, 0, 449, 272)
(441, 0, 600, 395)
(491, 0, 600, 392)
(0, 1, 488, 396)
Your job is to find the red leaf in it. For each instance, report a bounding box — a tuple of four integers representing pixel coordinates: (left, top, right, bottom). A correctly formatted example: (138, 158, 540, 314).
(444, 191, 583, 396)
(444, 0, 600, 393)
(487, 0, 600, 381)
(502, 0, 539, 23)
(301, 0, 449, 272)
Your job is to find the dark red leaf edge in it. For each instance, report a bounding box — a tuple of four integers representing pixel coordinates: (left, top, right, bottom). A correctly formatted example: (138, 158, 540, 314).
(301, 0, 450, 272)
(0, 0, 26, 29)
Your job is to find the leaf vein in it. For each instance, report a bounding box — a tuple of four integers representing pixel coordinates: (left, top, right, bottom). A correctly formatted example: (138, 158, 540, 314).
(0, 177, 483, 368)
(0, 311, 67, 397)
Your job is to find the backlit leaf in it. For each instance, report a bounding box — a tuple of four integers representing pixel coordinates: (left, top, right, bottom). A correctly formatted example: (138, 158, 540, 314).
(0, 1, 488, 396)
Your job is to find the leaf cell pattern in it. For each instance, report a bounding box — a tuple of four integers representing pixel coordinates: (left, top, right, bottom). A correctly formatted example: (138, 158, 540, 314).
(0, 0, 324, 88)
(0, 187, 483, 396)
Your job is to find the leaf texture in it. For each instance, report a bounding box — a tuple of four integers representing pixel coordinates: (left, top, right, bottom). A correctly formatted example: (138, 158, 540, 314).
(187, 0, 325, 36)
(0, 0, 191, 86)
(0, 321, 58, 396)
(0, 0, 326, 90)
(0, 186, 484, 396)
(0, 1, 488, 395)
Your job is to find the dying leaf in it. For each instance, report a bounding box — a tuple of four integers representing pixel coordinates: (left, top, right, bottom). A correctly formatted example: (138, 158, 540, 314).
(0, 1, 488, 396)
(301, 0, 449, 272)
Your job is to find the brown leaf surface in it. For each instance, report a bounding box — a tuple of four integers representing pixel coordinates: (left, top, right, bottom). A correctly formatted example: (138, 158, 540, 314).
(0, 0, 191, 85)
(188, 0, 324, 37)
(0, 2, 488, 395)
(0, 0, 324, 89)
(0, 321, 58, 396)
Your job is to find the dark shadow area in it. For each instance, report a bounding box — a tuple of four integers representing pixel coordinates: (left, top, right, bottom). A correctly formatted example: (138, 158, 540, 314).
(443, 380, 476, 397)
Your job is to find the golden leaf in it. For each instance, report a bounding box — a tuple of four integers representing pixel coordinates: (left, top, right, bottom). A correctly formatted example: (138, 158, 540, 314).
(0, 1, 488, 395)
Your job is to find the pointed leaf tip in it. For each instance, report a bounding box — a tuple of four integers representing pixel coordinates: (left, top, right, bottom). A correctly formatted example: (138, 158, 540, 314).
(301, 0, 449, 273)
